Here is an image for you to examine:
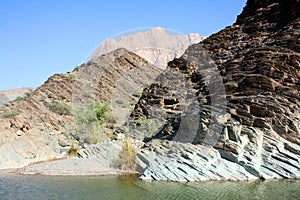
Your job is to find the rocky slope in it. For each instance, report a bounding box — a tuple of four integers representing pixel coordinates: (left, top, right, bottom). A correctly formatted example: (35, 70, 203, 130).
(90, 27, 205, 69)
(0, 48, 161, 169)
(132, 0, 300, 181)
(1, 0, 299, 182)
(0, 88, 34, 107)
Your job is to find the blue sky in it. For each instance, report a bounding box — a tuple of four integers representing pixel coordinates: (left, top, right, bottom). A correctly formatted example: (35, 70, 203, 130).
(0, 0, 246, 90)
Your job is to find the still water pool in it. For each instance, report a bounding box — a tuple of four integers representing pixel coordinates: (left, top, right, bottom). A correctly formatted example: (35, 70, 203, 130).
(1, 172, 299, 200)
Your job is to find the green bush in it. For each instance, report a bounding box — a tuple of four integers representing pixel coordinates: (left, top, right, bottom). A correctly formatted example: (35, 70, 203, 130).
(95, 102, 111, 125)
(46, 102, 72, 115)
(72, 101, 112, 144)
(1, 111, 20, 118)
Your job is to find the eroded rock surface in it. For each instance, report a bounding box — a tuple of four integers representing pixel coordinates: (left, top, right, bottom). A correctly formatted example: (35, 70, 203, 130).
(0, 48, 161, 169)
(132, 0, 300, 181)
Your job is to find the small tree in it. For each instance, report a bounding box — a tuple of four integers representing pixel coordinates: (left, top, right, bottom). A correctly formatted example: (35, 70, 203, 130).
(95, 102, 111, 125)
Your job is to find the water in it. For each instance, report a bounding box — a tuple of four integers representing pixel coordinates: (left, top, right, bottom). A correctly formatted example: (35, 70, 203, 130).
(1, 172, 300, 200)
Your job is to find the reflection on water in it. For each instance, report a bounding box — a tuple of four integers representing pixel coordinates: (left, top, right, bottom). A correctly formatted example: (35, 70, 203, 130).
(1, 172, 300, 200)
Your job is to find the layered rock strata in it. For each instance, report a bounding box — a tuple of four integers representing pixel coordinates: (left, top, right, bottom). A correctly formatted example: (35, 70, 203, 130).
(133, 0, 300, 181)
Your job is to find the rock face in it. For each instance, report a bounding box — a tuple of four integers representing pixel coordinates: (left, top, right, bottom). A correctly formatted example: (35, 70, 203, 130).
(133, 0, 300, 181)
(0, 48, 161, 169)
(137, 140, 258, 181)
(1, 0, 299, 182)
(90, 27, 206, 69)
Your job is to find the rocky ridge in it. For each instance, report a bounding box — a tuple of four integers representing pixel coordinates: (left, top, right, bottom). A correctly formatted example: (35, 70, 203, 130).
(0, 48, 161, 169)
(132, 0, 300, 181)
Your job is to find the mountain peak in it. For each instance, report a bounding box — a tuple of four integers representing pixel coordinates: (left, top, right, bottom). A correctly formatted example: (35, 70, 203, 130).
(90, 27, 206, 69)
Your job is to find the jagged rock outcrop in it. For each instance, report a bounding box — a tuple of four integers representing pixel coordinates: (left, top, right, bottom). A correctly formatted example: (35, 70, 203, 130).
(90, 27, 206, 69)
(0, 48, 161, 169)
(133, 0, 300, 181)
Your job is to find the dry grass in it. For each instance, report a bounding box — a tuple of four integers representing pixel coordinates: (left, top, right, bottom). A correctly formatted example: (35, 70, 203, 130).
(68, 141, 79, 156)
(118, 138, 136, 170)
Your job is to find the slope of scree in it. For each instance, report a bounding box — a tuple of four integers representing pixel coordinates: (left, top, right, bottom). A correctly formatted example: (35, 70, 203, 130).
(133, 0, 300, 181)
(0, 48, 161, 169)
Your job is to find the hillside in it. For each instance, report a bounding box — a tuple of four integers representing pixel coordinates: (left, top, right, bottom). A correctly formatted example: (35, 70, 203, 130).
(0, 48, 161, 169)
(1, 0, 299, 182)
(132, 0, 300, 181)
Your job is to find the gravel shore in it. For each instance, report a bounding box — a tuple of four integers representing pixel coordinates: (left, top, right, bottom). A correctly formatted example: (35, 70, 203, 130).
(16, 141, 139, 176)
(17, 157, 138, 176)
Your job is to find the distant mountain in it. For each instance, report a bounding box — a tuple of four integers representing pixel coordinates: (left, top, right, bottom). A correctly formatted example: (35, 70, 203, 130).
(90, 27, 206, 69)
(0, 88, 33, 107)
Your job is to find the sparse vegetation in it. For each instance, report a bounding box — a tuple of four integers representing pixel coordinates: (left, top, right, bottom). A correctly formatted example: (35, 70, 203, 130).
(14, 96, 24, 102)
(95, 102, 111, 125)
(87, 126, 104, 144)
(128, 105, 135, 115)
(72, 101, 112, 144)
(132, 89, 143, 97)
(46, 102, 72, 115)
(137, 117, 157, 132)
(7, 96, 25, 106)
(1, 111, 21, 118)
(68, 141, 79, 156)
(115, 137, 136, 170)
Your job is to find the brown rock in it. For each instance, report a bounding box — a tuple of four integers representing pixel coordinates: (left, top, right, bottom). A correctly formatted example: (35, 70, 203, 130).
(130, 0, 300, 181)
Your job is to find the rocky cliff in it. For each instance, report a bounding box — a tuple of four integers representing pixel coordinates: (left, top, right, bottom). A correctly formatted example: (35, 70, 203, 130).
(0, 48, 161, 169)
(90, 27, 205, 69)
(133, 0, 300, 181)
